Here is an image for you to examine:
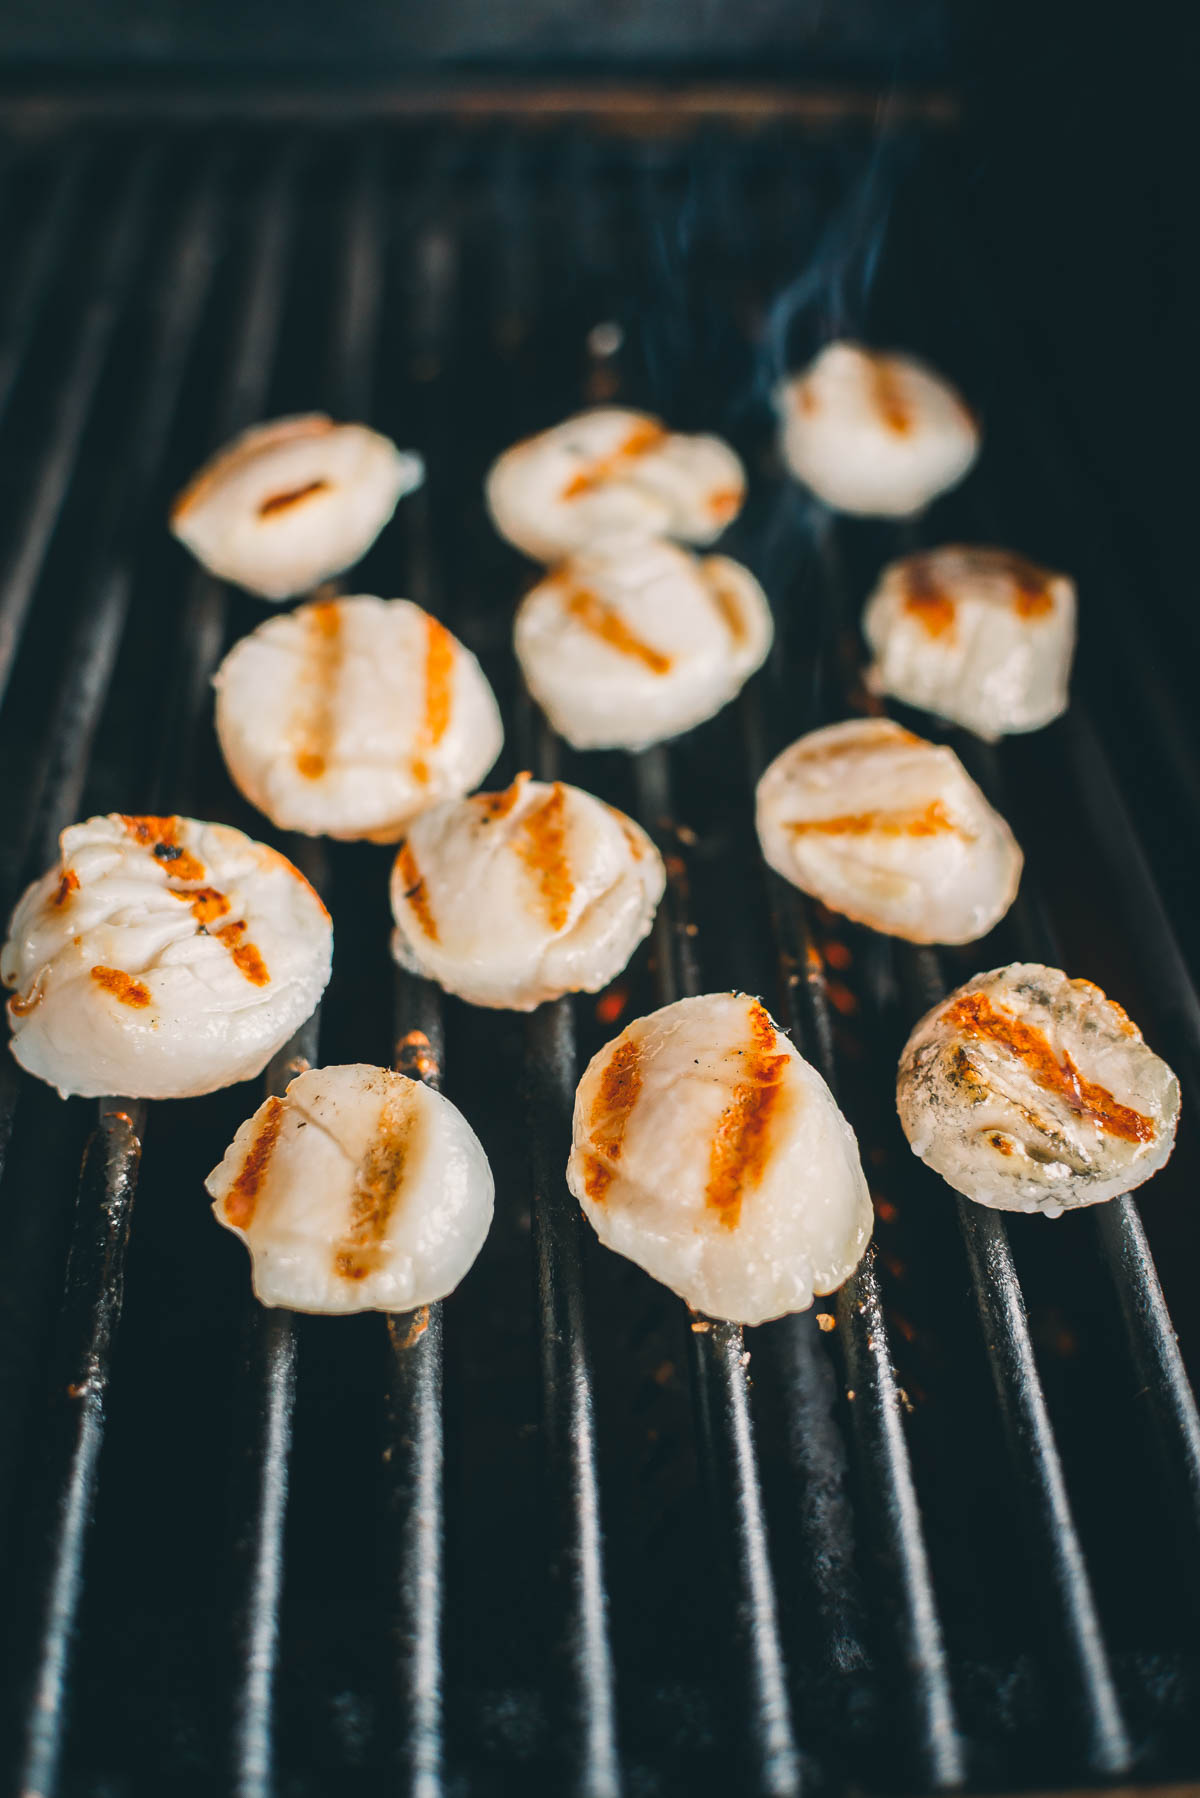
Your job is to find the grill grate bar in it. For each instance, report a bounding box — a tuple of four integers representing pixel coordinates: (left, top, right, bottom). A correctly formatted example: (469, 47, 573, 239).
(0, 150, 85, 434)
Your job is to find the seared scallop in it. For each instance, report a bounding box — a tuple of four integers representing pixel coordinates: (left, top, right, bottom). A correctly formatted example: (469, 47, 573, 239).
(214, 594, 503, 842)
(514, 537, 773, 751)
(1, 815, 331, 1099)
(756, 718, 1021, 944)
(777, 342, 979, 517)
(863, 545, 1076, 740)
(170, 415, 423, 600)
(897, 964, 1180, 1216)
(207, 1063, 493, 1313)
(568, 992, 872, 1325)
(486, 408, 745, 562)
(390, 775, 664, 1011)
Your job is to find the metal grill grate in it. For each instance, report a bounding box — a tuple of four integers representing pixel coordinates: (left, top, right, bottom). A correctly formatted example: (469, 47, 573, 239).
(0, 115, 1197, 1798)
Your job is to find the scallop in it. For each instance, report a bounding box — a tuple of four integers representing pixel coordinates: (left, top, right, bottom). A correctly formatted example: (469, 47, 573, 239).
(567, 992, 872, 1325)
(756, 718, 1021, 945)
(390, 775, 664, 1011)
(1, 814, 332, 1099)
(170, 414, 424, 601)
(214, 595, 503, 842)
(863, 545, 1076, 740)
(897, 964, 1180, 1216)
(514, 537, 773, 752)
(207, 1062, 494, 1313)
(777, 342, 979, 517)
(485, 408, 745, 562)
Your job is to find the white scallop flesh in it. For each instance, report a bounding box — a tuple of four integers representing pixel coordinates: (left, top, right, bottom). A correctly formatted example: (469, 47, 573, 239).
(1, 814, 332, 1099)
(170, 415, 424, 600)
(897, 964, 1180, 1216)
(863, 545, 1077, 741)
(390, 775, 665, 1011)
(567, 992, 872, 1325)
(514, 537, 773, 751)
(207, 1063, 494, 1314)
(214, 595, 504, 842)
(776, 342, 979, 518)
(485, 408, 746, 561)
(755, 718, 1022, 945)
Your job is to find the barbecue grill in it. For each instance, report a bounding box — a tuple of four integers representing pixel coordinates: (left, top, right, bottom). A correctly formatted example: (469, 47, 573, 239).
(0, 74, 1196, 1798)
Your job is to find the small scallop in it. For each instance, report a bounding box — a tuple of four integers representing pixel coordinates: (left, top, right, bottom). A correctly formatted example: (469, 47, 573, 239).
(897, 964, 1180, 1216)
(863, 545, 1077, 740)
(214, 594, 503, 842)
(1, 814, 331, 1099)
(207, 1063, 494, 1313)
(756, 718, 1021, 944)
(170, 414, 424, 600)
(514, 537, 773, 751)
(777, 342, 979, 517)
(568, 992, 872, 1325)
(486, 408, 745, 562)
(390, 775, 664, 1011)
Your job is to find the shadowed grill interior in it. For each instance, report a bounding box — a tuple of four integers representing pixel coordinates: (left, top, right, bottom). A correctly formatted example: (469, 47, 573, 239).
(0, 116, 1198, 1798)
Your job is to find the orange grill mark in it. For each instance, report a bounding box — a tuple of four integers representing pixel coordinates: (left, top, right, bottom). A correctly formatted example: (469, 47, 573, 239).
(294, 599, 343, 781)
(395, 841, 439, 941)
(394, 1304, 430, 1349)
(990, 1133, 1014, 1155)
(334, 1090, 418, 1281)
(258, 478, 330, 518)
(563, 587, 672, 675)
(215, 920, 270, 987)
(1012, 575, 1053, 617)
(562, 419, 668, 499)
(412, 615, 456, 784)
(604, 805, 646, 862)
(707, 486, 742, 522)
(9, 979, 45, 1017)
(225, 1095, 285, 1229)
(120, 816, 207, 883)
(707, 572, 748, 647)
(171, 885, 231, 927)
(870, 358, 913, 435)
(90, 965, 152, 1008)
(902, 561, 957, 639)
(476, 773, 529, 821)
(943, 990, 1156, 1145)
(704, 1000, 790, 1229)
(583, 1038, 643, 1202)
(170, 414, 336, 522)
(788, 799, 965, 840)
(53, 870, 79, 907)
(516, 782, 573, 932)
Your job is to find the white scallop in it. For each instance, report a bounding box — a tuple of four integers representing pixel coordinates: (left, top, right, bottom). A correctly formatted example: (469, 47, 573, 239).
(568, 992, 872, 1325)
(776, 342, 979, 517)
(207, 1063, 494, 1314)
(390, 775, 664, 1011)
(170, 414, 424, 601)
(897, 964, 1180, 1217)
(514, 537, 773, 752)
(756, 718, 1022, 945)
(863, 545, 1077, 741)
(485, 408, 745, 562)
(213, 595, 503, 843)
(1, 814, 332, 1100)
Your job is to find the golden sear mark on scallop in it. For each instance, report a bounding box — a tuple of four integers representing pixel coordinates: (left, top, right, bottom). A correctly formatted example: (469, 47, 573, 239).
(170, 885, 231, 927)
(705, 568, 749, 646)
(9, 975, 46, 1017)
(788, 799, 968, 841)
(902, 559, 957, 639)
(258, 478, 331, 519)
(120, 815, 207, 884)
(395, 840, 439, 941)
(869, 357, 914, 435)
(412, 615, 456, 784)
(704, 1000, 790, 1230)
(90, 965, 152, 1008)
(583, 1037, 644, 1203)
(225, 1095, 286, 1229)
(561, 586, 672, 675)
(293, 599, 344, 780)
(707, 486, 742, 523)
(942, 990, 1156, 1145)
(516, 781, 573, 932)
(170, 415, 337, 522)
(476, 772, 530, 822)
(215, 920, 270, 986)
(562, 419, 668, 499)
(333, 1088, 420, 1281)
(53, 870, 79, 907)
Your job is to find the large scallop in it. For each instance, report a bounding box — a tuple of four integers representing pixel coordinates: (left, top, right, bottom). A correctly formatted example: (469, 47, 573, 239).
(514, 537, 773, 751)
(214, 594, 503, 842)
(1, 814, 331, 1099)
(170, 414, 424, 601)
(567, 992, 873, 1325)
(485, 408, 745, 562)
(777, 342, 979, 517)
(755, 718, 1021, 944)
(863, 545, 1077, 740)
(897, 964, 1180, 1216)
(207, 1063, 494, 1313)
(390, 775, 664, 1011)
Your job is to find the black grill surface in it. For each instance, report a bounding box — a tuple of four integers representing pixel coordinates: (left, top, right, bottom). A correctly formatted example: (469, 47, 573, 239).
(0, 118, 1197, 1798)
